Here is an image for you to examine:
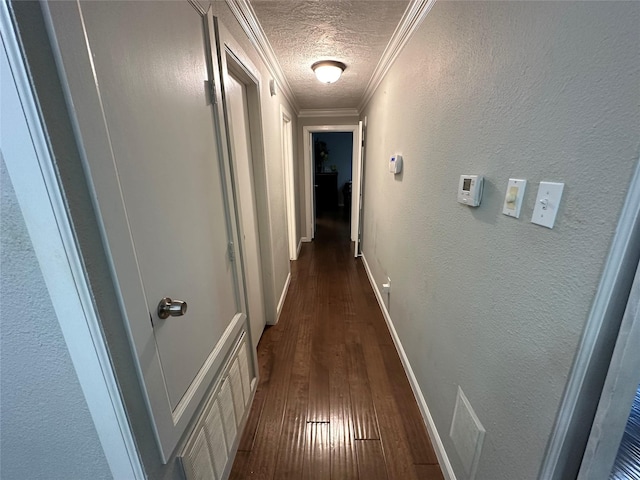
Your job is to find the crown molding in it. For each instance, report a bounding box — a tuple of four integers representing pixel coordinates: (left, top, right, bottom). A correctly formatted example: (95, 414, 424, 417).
(225, 0, 299, 113)
(298, 108, 360, 119)
(358, 0, 437, 112)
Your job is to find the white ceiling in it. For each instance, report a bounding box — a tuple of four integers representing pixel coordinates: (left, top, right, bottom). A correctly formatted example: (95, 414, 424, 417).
(250, 1, 410, 111)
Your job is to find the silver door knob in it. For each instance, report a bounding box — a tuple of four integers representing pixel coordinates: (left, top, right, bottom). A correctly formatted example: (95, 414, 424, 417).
(157, 297, 187, 319)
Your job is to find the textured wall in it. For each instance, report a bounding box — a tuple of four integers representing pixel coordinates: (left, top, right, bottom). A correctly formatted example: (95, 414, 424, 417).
(0, 158, 111, 480)
(360, 2, 640, 479)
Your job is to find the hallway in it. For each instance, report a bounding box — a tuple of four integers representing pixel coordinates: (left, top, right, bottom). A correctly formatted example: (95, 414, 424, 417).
(229, 212, 443, 479)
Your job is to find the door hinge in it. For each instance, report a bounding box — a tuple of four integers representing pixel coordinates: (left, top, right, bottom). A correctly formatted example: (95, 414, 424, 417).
(228, 242, 235, 262)
(206, 79, 217, 105)
(211, 81, 217, 105)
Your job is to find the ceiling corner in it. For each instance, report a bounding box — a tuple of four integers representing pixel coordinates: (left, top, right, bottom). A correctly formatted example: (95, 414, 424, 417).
(225, 0, 300, 114)
(358, 0, 438, 112)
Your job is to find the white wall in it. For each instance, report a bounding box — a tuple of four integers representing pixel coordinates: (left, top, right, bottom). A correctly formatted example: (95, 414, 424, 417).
(359, 2, 640, 479)
(0, 158, 111, 480)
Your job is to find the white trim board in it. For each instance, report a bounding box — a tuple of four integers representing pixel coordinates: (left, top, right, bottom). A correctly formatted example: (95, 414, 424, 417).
(361, 255, 456, 480)
(0, 6, 144, 478)
(225, 0, 299, 113)
(274, 271, 292, 325)
(539, 157, 640, 479)
(578, 262, 640, 479)
(280, 104, 297, 261)
(303, 124, 361, 241)
(297, 238, 303, 257)
(298, 108, 360, 118)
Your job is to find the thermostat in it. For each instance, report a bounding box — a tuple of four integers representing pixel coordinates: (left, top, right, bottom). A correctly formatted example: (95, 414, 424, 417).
(389, 154, 403, 174)
(457, 175, 484, 207)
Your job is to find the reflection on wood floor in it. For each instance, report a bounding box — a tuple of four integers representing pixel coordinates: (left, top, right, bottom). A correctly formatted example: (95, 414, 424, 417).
(230, 210, 444, 479)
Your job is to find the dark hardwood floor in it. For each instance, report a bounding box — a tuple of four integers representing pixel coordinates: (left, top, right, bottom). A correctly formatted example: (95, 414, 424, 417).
(230, 209, 443, 480)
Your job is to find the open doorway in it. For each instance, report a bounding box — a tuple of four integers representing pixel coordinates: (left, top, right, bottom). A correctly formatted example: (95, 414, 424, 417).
(303, 123, 364, 256)
(313, 132, 353, 219)
(312, 132, 353, 242)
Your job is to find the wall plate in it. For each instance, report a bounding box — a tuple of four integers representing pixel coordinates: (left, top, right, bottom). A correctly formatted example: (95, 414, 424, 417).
(531, 182, 564, 229)
(502, 178, 527, 218)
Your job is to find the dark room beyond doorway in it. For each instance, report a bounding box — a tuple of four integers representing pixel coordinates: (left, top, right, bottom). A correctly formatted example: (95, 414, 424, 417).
(313, 132, 354, 242)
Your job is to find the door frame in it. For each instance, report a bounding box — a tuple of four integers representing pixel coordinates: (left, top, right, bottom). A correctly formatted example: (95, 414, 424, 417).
(281, 105, 297, 260)
(303, 124, 362, 241)
(215, 22, 272, 353)
(39, 1, 249, 461)
(540, 158, 640, 479)
(1, 4, 143, 477)
(578, 258, 640, 479)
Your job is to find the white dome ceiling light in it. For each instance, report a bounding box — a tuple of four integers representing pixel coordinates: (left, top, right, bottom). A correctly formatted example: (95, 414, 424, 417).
(311, 60, 346, 84)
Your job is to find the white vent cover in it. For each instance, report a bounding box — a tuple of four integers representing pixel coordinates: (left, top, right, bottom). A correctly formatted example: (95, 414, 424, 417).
(238, 341, 251, 405)
(450, 386, 485, 479)
(180, 330, 254, 480)
(219, 378, 237, 446)
(182, 428, 217, 480)
(204, 400, 228, 478)
(229, 358, 245, 425)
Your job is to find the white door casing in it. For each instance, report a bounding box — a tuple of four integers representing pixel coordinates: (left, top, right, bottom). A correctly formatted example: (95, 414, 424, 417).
(578, 261, 640, 479)
(281, 106, 297, 260)
(42, 1, 249, 461)
(303, 124, 362, 243)
(214, 18, 279, 330)
(354, 120, 365, 257)
(225, 70, 267, 353)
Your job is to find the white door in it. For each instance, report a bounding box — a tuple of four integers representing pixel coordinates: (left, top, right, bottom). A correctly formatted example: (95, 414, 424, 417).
(353, 121, 365, 257)
(225, 72, 266, 352)
(45, 1, 248, 460)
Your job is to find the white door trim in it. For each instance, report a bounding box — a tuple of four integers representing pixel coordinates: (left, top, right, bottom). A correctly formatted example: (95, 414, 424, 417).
(0, 6, 144, 478)
(214, 17, 278, 333)
(281, 105, 297, 260)
(578, 260, 640, 479)
(354, 121, 364, 257)
(303, 124, 361, 241)
(540, 158, 640, 479)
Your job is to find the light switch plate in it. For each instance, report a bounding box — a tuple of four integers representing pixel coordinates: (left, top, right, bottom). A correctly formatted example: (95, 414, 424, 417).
(531, 181, 564, 229)
(502, 178, 527, 218)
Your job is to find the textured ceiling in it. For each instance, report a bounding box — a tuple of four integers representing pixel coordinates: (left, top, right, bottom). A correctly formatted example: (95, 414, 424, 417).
(250, 1, 410, 110)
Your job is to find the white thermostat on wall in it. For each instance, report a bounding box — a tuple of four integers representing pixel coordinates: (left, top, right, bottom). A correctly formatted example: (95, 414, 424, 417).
(389, 154, 403, 174)
(457, 175, 484, 207)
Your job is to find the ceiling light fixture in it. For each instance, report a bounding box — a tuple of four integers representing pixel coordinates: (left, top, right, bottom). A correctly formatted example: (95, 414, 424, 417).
(311, 60, 346, 84)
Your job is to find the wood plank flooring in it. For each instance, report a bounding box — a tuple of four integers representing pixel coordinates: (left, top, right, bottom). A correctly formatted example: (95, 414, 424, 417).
(230, 211, 443, 480)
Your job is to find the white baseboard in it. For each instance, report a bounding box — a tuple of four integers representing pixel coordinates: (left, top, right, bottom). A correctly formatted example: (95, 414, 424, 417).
(297, 238, 303, 257)
(361, 254, 457, 480)
(301, 236, 312, 243)
(275, 272, 291, 324)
